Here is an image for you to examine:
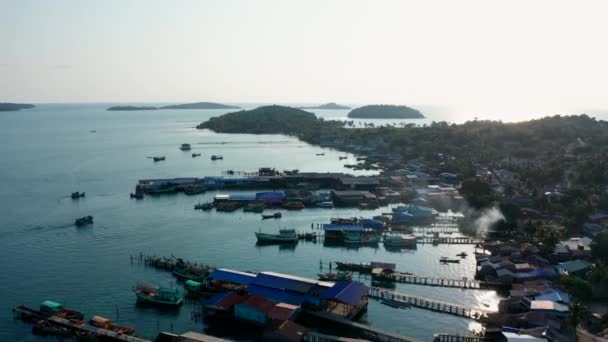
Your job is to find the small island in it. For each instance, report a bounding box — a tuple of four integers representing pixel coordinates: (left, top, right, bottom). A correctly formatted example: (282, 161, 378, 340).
(299, 102, 351, 110)
(347, 105, 424, 119)
(0, 103, 35, 112)
(160, 102, 240, 110)
(107, 106, 158, 111)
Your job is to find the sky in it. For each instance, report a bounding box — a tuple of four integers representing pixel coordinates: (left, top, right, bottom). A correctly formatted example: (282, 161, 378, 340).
(1, 0, 608, 107)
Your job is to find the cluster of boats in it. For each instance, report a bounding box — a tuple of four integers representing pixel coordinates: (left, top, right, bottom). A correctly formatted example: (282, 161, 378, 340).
(439, 252, 467, 264)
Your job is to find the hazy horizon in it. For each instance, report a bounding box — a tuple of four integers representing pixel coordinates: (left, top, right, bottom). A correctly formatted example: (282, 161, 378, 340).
(2, 0, 608, 111)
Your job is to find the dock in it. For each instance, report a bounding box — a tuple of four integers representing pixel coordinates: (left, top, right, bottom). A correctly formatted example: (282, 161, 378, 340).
(375, 272, 505, 289)
(433, 334, 491, 342)
(48, 316, 150, 342)
(368, 287, 492, 321)
(304, 310, 422, 342)
(415, 236, 483, 245)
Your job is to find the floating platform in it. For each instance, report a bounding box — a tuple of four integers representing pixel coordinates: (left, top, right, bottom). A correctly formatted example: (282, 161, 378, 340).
(373, 272, 506, 290)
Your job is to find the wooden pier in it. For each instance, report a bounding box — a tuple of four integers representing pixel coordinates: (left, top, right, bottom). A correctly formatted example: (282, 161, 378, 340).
(368, 287, 492, 321)
(412, 226, 461, 234)
(416, 236, 483, 245)
(375, 272, 504, 290)
(304, 310, 422, 342)
(433, 334, 491, 342)
(48, 316, 151, 342)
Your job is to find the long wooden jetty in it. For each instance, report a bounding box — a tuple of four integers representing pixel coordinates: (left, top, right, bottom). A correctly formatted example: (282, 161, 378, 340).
(433, 334, 491, 342)
(376, 272, 505, 290)
(412, 226, 460, 233)
(368, 287, 492, 321)
(48, 316, 151, 342)
(416, 236, 483, 245)
(304, 310, 422, 342)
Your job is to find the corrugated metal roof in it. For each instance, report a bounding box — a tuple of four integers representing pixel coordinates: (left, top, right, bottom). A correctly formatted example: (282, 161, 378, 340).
(246, 284, 309, 305)
(320, 281, 369, 305)
(209, 268, 257, 285)
(323, 224, 364, 232)
(267, 303, 300, 321)
(239, 295, 276, 314)
(205, 291, 247, 311)
(256, 192, 285, 199)
(252, 272, 318, 293)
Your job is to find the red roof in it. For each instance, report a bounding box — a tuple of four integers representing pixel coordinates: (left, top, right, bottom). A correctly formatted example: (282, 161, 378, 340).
(240, 295, 275, 314)
(267, 303, 299, 321)
(213, 292, 246, 311)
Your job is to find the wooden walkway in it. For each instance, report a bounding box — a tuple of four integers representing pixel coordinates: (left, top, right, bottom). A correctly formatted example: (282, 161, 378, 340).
(416, 236, 483, 245)
(412, 226, 460, 233)
(433, 334, 491, 342)
(48, 316, 151, 342)
(375, 272, 504, 289)
(368, 287, 491, 321)
(304, 310, 422, 342)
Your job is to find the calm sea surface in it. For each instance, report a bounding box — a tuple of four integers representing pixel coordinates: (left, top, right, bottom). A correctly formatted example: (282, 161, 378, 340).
(5, 102, 598, 341)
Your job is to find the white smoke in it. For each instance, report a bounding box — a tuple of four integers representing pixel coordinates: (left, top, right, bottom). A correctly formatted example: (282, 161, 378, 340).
(473, 206, 505, 236)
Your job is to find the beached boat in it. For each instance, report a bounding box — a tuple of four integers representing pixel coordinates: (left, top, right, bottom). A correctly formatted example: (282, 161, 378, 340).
(383, 234, 417, 248)
(153, 156, 165, 162)
(179, 143, 191, 151)
(90, 315, 136, 335)
(71, 192, 85, 199)
(262, 212, 282, 219)
(134, 282, 183, 306)
(318, 272, 352, 281)
(255, 228, 298, 244)
(192, 153, 201, 157)
(75, 216, 93, 227)
(440, 256, 461, 263)
(210, 155, 223, 160)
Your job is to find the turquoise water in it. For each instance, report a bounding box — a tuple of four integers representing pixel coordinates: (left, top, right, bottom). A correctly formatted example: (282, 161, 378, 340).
(0, 104, 503, 341)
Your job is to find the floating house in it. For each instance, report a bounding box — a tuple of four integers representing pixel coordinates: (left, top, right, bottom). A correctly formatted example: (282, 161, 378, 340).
(331, 191, 377, 206)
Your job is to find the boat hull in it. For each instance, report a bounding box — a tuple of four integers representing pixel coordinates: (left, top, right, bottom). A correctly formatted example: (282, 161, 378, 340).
(135, 293, 183, 306)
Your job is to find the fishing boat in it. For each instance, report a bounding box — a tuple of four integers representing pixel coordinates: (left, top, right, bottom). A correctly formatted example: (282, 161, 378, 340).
(315, 201, 334, 208)
(184, 185, 205, 195)
(71, 192, 85, 199)
(255, 228, 298, 244)
(32, 319, 70, 336)
(383, 234, 417, 248)
(316, 153, 325, 156)
(380, 298, 412, 309)
(134, 282, 183, 306)
(39, 300, 84, 320)
(192, 153, 201, 157)
(334, 261, 373, 273)
(211, 155, 223, 160)
(75, 216, 93, 226)
(244, 202, 265, 213)
(130, 192, 143, 199)
(179, 143, 191, 151)
(90, 315, 136, 335)
(456, 252, 468, 258)
(318, 272, 352, 281)
(283, 202, 305, 210)
(297, 232, 317, 241)
(440, 256, 461, 263)
(344, 231, 380, 244)
(262, 212, 282, 219)
(339, 156, 347, 160)
(153, 156, 165, 162)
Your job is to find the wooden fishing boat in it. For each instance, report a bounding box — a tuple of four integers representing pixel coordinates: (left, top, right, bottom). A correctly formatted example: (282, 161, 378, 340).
(90, 315, 136, 335)
(40, 300, 84, 320)
(71, 192, 85, 199)
(211, 155, 223, 160)
(456, 252, 468, 258)
(440, 256, 461, 263)
(334, 261, 373, 273)
(380, 298, 411, 309)
(75, 216, 93, 226)
(192, 153, 201, 157)
(179, 143, 191, 151)
(255, 228, 298, 244)
(32, 319, 70, 336)
(318, 272, 352, 281)
(262, 212, 281, 219)
(134, 282, 183, 306)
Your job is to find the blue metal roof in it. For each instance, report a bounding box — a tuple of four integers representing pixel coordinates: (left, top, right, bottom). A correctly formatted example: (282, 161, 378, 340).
(320, 281, 369, 305)
(256, 192, 285, 199)
(205, 291, 231, 306)
(246, 284, 310, 305)
(229, 194, 256, 201)
(361, 219, 384, 230)
(208, 268, 257, 285)
(251, 272, 315, 293)
(323, 224, 364, 232)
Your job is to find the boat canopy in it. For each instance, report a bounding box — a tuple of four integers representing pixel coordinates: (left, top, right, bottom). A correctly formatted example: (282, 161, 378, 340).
(185, 279, 202, 287)
(41, 300, 63, 310)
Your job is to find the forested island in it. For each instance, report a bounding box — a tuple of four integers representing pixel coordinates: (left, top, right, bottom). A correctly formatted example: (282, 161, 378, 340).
(347, 104, 424, 119)
(0, 103, 35, 111)
(299, 102, 351, 110)
(107, 106, 158, 111)
(160, 102, 240, 110)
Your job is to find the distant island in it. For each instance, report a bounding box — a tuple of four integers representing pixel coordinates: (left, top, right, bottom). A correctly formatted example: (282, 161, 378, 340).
(347, 105, 424, 119)
(160, 102, 240, 110)
(0, 103, 35, 112)
(197, 105, 324, 135)
(107, 106, 158, 111)
(299, 102, 351, 110)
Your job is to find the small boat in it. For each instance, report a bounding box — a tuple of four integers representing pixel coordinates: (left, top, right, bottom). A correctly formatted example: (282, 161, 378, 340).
(180, 143, 191, 151)
(192, 153, 201, 157)
(130, 192, 143, 199)
(335, 261, 373, 273)
(283, 202, 305, 210)
(339, 156, 347, 160)
(262, 212, 282, 219)
(211, 155, 223, 160)
(184, 185, 205, 195)
(75, 216, 93, 226)
(90, 315, 136, 335)
(39, 300, 84, 320)
(440, 256, 460, 263)
(153, 156, 166, 162)
(244, 203, 265, 213)
(318, 272, 352, 281)
(316, 153, 325, 156)
(255, 228, 298, 244)
(315, 201, 334, 208)
(71, 192, 85, 199)
(90, 130, 96, 133)
(456, 252, 468, 258)
(380, 299, 411, 309)
(383, 234, 417, 248)
(32, 319, 70, 336)
(134, 282, 183, 306)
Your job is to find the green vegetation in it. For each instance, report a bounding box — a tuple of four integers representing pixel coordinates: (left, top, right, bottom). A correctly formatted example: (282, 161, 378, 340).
(107, 106, 157, 111)
(347, 105, 424, 119)
(459, 178, 495, 209)
(299, 102, 351, 110)
(161, 102, 239, 110)
(0, 103, 35, 111)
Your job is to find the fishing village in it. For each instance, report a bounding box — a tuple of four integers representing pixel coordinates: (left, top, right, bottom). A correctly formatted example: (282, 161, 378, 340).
(11, 123, 608, 342)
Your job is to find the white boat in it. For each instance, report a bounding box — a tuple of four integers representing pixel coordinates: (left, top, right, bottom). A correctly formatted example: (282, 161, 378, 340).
(316, 201, 334, 208)
(255, 228, 298, 244)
